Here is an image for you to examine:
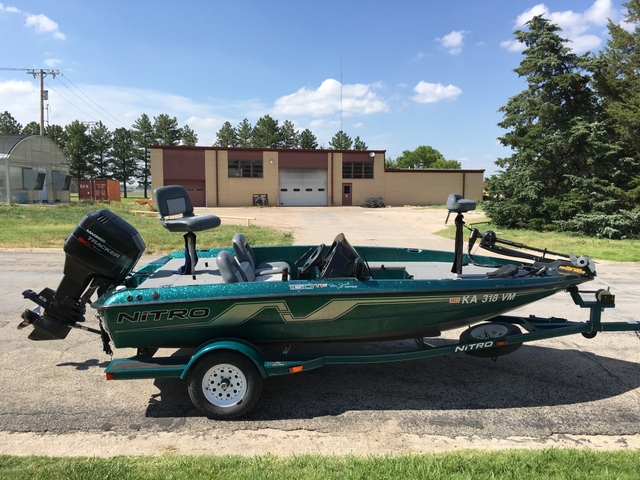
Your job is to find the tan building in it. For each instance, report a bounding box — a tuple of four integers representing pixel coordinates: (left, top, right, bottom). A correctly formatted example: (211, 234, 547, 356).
(151, 146, 484, 208)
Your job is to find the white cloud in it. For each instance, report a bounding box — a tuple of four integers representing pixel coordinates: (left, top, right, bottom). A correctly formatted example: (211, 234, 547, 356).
(500, 39, 525, 52)
(411, 81, 462, 103)
(502, 0, 619, 53)
(0, 4, 21, 13)
(44, 58, 62, 67)
(272, 78, 389, 117)
(25, 13, 65, 40)
(352, 122, 364, 128)
(436, 30, 467, 55)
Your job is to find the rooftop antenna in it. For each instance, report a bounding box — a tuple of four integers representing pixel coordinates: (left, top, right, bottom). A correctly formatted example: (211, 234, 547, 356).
(340, 55, 343, 132)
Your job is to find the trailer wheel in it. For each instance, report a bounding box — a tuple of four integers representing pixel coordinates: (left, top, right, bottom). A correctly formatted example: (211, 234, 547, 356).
(459, 322, 522, 358)
(188, 351, 263, 419)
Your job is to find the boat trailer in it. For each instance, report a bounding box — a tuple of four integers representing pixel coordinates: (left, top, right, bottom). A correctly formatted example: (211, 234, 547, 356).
(101, 286, 640, 419)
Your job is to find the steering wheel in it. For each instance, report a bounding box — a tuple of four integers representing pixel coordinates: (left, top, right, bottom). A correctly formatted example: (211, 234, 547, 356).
(299, 244, 325, 276)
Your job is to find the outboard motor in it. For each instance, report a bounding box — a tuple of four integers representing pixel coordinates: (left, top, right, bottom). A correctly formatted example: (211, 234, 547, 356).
(19, 210, 145, 341)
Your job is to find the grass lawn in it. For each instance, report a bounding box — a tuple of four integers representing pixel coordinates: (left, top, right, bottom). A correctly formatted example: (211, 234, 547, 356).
(435, 222, 640, 262)
(2, 450, 640, 479)
(0, 201, 292, 254)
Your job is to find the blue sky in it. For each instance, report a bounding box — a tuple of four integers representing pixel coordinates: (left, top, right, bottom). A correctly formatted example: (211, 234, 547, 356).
(0, 0, 633, 175)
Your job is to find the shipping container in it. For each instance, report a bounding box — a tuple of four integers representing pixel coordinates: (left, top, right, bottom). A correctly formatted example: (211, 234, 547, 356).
(78, 179, 121, 201)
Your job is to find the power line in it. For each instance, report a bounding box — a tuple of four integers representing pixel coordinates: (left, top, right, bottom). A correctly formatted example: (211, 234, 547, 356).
(57, 74, 128, 129)
(2, 67, 129, 130)
(44, 81, 101, 124)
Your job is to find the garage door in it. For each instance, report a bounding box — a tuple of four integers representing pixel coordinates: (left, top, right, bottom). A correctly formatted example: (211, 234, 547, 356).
(278, 169, 328, 206)
(179, 180, 206, 207)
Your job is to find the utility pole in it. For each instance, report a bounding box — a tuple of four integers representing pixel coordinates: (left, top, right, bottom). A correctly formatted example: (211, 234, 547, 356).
(26, 69, 58, 136)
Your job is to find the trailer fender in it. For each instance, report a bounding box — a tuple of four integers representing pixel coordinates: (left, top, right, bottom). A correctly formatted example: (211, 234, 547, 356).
(180, 338, 268, 380)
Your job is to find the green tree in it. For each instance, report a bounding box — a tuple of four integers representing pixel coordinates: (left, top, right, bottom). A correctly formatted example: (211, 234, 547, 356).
(45, 124, 67, 150)
(131, 113, 155, 198)
(154, 114, 180, 146)
(353, 136, 367, 150)
(329, 130, 352, 150)
(299, 128, 318, 149)
(594, 0, 640, 204)
(21, 121, 40, 136)
(395, 145, 444, 168)
(110, 127, 138, 199)
(236, 118, 253, 147)
(180, 124, 198, 146)
(485, 15, 628, 233)
(252, 115, 281, 148)
(431, 158, 461, 169)
(215, 121, 238, 147)
(280, 120, 299, 148)
(64, 120, 94, 181)
(0, 111, 22, 134)
(90, 122, 112, 178)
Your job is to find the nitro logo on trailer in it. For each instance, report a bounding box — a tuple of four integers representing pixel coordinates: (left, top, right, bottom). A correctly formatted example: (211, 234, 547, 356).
(117, 307, 211, 323)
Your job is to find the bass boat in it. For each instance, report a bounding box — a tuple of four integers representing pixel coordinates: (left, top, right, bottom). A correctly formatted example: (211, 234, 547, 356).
(19, 187, 596, 351)
(19, 187, 618, 419)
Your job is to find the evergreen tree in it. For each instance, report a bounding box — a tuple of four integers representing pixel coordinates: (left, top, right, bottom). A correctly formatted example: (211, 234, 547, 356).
(299, 128, 318, 149)
(484, 15, 624, 232)
(280, 120, 299, 148)
(252, 115, 281, 148)
(21, 121, 40, 136)
(154, 114, 180, 146)
(236, 119, 253, 147)
(0, 111, 22, 134)
(180, 124, 198, 146)
(329, 130, 352, 150)
(215, 121, 238, 147)
(45, 124, 67, 151)
(131, 113, 155, 198)
(90, 121, 112, 178)
(595, 0, 640, 206)
(353, 136, 367, 150)
(64, 120, 94, 181)
(110, 127, 138, 199)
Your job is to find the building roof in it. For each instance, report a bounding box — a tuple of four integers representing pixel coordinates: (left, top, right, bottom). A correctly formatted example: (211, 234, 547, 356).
(0, 134, 31, 155)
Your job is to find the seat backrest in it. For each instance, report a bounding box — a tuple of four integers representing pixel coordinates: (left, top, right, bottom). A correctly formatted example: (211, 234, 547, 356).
(232, 233, 256, 269)
(216, 250, 248, 283)
(155, 185, 194, 219)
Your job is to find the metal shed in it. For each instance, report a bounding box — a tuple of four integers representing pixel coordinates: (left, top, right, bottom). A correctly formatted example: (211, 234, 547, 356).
(0, 135, 71, 204)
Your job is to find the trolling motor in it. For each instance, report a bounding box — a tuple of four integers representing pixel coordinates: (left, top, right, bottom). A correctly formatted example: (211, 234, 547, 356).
(19, 210, 146, 342)
(467, 228, 596, 276)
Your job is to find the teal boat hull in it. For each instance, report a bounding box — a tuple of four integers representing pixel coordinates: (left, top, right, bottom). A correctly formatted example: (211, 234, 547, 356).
(93, 245, 594, 349)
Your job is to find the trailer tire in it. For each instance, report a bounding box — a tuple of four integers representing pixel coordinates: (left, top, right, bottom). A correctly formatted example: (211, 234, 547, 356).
(459, 322, 522, 358)
(188, 350, 263, 419)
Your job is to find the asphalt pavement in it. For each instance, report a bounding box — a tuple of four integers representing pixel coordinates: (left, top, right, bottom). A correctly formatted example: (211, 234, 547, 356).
(1, 206, 639, 455)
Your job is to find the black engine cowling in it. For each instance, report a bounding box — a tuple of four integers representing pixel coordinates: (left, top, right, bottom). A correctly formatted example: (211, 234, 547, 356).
(20, 210, 145, 341)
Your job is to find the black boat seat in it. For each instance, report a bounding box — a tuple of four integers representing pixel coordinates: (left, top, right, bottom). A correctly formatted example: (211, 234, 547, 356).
(154, 185, 221, 275)
(445, 193, 476, 213)
(232, 233, 290, 276)
(216, 250, 281, 283)
(155, 185, 221, 232)
(217, 250, 248, 283)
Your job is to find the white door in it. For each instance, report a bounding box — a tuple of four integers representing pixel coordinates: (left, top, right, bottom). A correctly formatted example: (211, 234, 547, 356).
(278, 169, 328, 206)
